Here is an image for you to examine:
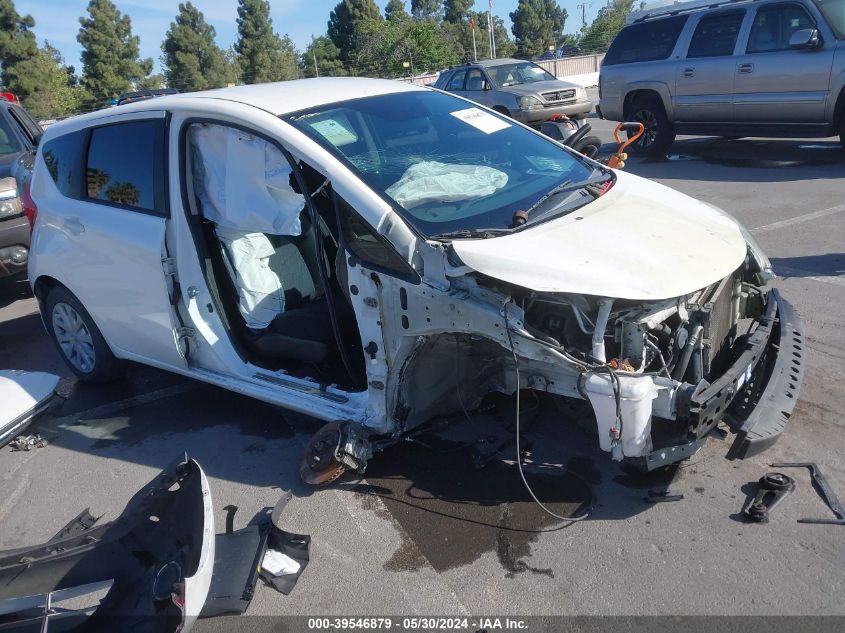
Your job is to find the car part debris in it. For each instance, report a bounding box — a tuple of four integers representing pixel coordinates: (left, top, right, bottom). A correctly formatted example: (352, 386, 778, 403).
(0, 370, 58, 448)
(744, 472, 795, 523)
(201, 492, 310, 617)
(9, 433, 48, 451)
(645, 490, 684, 503)
(771, 462, 845, 525)
(0, 454, 214, 632)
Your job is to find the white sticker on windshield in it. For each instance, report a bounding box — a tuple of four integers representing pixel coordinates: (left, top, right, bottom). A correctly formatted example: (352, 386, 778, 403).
(449, 107, 511, 134)
(309, 118, 358, 146)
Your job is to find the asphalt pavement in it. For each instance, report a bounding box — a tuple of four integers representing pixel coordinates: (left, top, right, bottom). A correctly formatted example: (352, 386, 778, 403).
(1, 98, 843, 622)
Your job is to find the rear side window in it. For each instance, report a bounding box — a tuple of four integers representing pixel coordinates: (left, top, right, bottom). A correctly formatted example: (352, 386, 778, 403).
(604, 16, 688, 65)
(687, 11, 745, 57)
(448, 70, 467, 90)
(41, 130, 86, 198)
(747, 3, 816, 52)
(85, 120, 164, 214)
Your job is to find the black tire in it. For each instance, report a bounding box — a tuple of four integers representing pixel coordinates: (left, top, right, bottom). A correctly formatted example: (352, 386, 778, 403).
(492, 106, 512, 118)
(839, 115, 845, 151)
(627, 95, 675, 157)
(45, 286, 122, 384)
(576, 135, 603, 158)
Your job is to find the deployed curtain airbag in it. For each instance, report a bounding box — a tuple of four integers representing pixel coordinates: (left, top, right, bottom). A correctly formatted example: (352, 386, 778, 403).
(190, 124, 304, 236)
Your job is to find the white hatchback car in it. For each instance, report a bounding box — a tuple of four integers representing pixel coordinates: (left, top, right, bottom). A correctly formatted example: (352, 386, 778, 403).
(29, 78, 803, 483)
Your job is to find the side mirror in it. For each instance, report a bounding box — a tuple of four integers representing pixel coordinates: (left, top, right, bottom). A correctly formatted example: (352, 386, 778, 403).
(789, 28, 821, 49)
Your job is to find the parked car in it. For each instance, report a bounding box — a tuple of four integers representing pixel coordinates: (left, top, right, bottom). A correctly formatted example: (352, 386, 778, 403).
(0, 100, 41, 284)
(29, 78, 802, 483)
(434, 58, 592, 125)
(598, 0, 845, 155)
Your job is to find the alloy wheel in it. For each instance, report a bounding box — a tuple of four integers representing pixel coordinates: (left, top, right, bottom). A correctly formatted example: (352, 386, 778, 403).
(634, 108, 659, 149)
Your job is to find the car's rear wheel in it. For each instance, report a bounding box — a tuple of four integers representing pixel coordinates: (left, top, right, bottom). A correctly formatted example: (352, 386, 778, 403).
(628, 96, 675, 157)
(45, 286, 122, 384)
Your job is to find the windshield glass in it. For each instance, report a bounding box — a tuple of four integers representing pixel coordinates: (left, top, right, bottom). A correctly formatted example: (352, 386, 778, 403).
(286, 91, 593, 237)
(0, 115, 21, 155)
(487, 62, 556, 87)
(815, 0, 845, 38)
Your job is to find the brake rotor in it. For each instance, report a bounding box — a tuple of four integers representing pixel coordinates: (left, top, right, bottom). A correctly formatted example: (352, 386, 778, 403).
(299, 421, 347, 485)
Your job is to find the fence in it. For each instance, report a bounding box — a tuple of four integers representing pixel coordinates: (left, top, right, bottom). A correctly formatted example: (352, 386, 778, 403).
(404, 52, 605, 86)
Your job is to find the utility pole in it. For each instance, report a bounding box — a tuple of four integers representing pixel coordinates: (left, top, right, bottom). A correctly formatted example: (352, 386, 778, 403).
(470, 14, 478, 61)
(577, 3, 589, 29)
(489, 0, 497, 59)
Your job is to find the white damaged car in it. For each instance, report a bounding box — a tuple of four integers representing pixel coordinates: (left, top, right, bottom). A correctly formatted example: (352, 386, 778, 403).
(28, 78, 804, 482)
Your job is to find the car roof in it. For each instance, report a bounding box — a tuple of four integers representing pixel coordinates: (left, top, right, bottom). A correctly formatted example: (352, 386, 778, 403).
(44, 77, 428, 138)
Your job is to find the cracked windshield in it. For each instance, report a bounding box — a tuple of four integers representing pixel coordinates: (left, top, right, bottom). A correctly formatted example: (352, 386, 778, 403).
(288, 91, 593, 236)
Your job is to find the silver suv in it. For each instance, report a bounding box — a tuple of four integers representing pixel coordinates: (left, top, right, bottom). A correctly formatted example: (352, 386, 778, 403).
(434, 58, 592, 126)
(598, 0, 845, 155)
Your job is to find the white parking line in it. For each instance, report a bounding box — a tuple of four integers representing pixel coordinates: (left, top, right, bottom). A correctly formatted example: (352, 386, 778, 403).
(751, 203, 845, 235)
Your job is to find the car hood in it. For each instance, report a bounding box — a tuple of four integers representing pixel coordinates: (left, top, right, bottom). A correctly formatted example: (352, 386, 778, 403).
(502, 79, 579, 98)
(450, 170, 748, 301)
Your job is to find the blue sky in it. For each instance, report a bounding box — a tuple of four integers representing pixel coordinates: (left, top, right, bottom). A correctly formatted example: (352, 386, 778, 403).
(18, 1, 600, 73)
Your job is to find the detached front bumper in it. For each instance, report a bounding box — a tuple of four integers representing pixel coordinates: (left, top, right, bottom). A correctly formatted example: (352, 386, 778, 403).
(637, 289, 804, 470)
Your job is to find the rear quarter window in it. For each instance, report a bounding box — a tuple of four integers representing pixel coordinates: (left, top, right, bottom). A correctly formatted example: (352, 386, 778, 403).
(604, 15, 689, 65)
(41, 130, 86, 199)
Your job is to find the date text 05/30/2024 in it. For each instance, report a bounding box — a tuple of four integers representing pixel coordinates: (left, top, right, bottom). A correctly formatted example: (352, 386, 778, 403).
(307, 617, 529, 630)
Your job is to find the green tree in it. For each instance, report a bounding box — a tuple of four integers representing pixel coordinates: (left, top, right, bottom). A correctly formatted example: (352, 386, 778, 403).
(105, 181, 140, 206)
(162, 2, 230, 92)
(443, 0, 473, 24)
(77, 0, 153, 103)
(235, 0, 299, 83)
(0, 0, 41, 102)
(579, 0, 634, 52)
(443, 10, 514, 62)
(328, 0, 382, 61)
(353, 16, 456, 77)
(384, 0, 409, 22)
(411, 0, 441, 20)
(510, 0, 567, 58)
(13, 44, 87, 119)
(302, 35, 347, 78)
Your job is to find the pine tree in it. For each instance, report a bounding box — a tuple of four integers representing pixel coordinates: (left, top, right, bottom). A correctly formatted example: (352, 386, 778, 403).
(443, 0, 473, 24)
(411, 0, 441, 20)
(77, 0, 153, 102)
(510, 0, 567, 58)
(235, 0, 299, 83)
(302, 36, 347, 78)
(11, 44, 87, 120)
(579, 0, 634, 52)
(327, 0, 382, 61)
(162, 2, 230, 92)
(384, 0, 409, 23)
(0, 0, 42, 101)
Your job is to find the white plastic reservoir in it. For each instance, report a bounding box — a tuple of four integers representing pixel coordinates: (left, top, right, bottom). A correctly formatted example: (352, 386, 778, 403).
(582, 373, 658, 457)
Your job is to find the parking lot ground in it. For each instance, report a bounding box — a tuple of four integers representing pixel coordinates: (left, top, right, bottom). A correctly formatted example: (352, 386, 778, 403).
(1, 117, 844, 620)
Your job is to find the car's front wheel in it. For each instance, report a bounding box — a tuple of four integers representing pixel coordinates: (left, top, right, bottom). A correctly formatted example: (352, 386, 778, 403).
(628, 96, 675, 157)
(45, 286, 122, 384)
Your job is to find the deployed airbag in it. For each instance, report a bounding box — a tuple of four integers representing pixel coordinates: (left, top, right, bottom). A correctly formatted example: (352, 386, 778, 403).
(385, 161, 508, 209)
(190, 124, 304, 236)
(216, 227, 285, 330)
